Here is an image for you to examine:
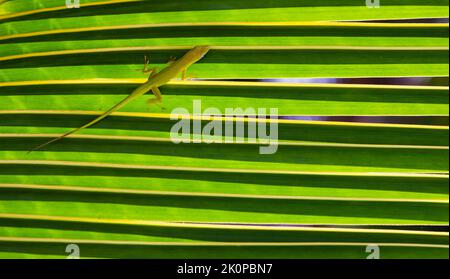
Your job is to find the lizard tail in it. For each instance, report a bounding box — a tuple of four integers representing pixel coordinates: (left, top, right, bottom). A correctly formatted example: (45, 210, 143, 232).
(28, 127, 85, 153)
(28, 92, 141, 153)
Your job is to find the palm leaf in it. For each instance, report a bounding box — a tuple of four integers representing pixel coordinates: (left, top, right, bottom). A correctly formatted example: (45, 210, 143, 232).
(0, 0, 448, 259)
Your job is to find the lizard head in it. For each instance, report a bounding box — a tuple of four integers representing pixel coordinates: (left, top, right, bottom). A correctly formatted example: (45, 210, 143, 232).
(189, 45, 211, 60)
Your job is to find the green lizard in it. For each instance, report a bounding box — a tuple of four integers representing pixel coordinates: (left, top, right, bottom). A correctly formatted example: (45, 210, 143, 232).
(30, 45, 211, 152)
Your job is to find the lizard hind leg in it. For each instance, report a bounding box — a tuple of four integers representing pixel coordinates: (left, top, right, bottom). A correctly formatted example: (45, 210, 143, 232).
(147, 87, 165, 111)
(146, 66, 159, 81)
(141, 55, 159, 76)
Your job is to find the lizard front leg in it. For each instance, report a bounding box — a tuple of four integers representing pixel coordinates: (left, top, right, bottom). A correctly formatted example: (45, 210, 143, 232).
(181, 69, 196, 80)
(167, 56, 177, 65)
